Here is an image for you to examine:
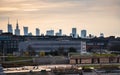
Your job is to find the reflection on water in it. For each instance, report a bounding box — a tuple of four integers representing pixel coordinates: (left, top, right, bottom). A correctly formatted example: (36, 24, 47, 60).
(38, 71, 120, 75)
(64, 74, 79, 75)
(39, 72, 55, 75)
(5, 71, 120, 75)
(39, 72, 80, 75)
(37, 72, 120, 75)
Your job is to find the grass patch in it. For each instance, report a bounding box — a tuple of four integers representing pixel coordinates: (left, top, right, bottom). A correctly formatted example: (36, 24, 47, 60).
(5, 56, 32, 61)
(93, 54, 117, 57)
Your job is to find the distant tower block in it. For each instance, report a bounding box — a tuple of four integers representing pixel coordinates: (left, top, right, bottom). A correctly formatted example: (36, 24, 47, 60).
(15, 20, 20, 35)
(36, 28, 40, 36)
(59, 29, 62, 36)
(0, 30, 3, 34)
(100, 33, 104, 38)
(72, 28, 77, 38)
(81, 30, 87, 38)
(23, 27, 28, 35)
(46, 30, 54, 36)
(56, 29, 62, 36)
(7, 18, 13, 34)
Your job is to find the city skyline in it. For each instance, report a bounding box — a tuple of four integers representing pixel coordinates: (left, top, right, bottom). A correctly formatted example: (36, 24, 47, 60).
(0, 0, 120, 37)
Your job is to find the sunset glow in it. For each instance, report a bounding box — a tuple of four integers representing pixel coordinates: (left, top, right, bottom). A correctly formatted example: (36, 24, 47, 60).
(0, 0, 120, 36)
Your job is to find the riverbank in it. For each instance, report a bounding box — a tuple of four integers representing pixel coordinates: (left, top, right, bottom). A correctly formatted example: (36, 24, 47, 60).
(3, 64, 120, 75)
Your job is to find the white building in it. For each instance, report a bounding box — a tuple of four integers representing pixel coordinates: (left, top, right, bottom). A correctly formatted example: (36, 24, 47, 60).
(80, 41, 87, 54)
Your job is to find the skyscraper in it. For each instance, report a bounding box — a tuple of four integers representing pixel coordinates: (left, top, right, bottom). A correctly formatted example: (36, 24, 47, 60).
(15, 20, 20, 35)
(81, 30, 87, 38)
(7, 18, 13, 34)
(46, 30, 54, 36)
(100, 33, 104, 38)
(56, 29, 62, 36)
(59, 29, 62, 36)
(23, 27, 28, 35)
(0, 30, 3, 34)
(71, 28, 77, 38)
(36, 28, 40, 36)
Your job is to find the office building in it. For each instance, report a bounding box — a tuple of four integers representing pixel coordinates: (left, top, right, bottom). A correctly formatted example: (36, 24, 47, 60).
(56, 29, 62, 36)
(46, 30, 54, 36)
(59, 29, 62, 36)
(19, 39, 82, 52)
(23, 27, 28, 35)
(56, 33, 59, 36)
(100, 33, 104, 38)
(0, 35, 20, 53)
(0, 32, 119, 54)
(7, 19, 13, 34)
(81, 30, 87, 38)
(15, 20, 20, 35)
(8, 24, 13, 34)
(36, 28, 40, 36)
(71, 28, 77, 38)
(0, 30, 3, 34)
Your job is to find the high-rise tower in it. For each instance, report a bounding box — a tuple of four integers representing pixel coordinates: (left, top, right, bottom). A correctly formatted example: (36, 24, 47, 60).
(7, 18, 13, 34)
(0, 30, 3, 34)
(23, 27, 28, 36)
(46, 30, 54, 36)
(71, 28, 77, 38)
(81, 30, 87, 38)
(56, 29, 62, 36)
(15, 20, 20, 35)
(36, 28, 40, 36)
(59, 29, 62, 36)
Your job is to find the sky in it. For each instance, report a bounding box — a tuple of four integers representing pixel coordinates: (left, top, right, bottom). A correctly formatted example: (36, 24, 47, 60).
(0, 0, 120, 37)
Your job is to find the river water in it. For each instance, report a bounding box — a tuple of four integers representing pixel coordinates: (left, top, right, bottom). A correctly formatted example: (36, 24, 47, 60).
(37, 72, 120, 75)
(39, 71, 120, 75)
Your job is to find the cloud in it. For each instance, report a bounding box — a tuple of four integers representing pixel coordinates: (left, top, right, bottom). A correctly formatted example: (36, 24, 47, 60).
(0, 7, 18, 11)
(0, 0, 119, 13)
(0, 0, 119, 22)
